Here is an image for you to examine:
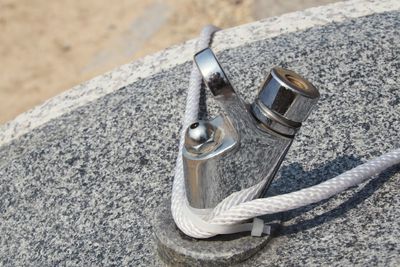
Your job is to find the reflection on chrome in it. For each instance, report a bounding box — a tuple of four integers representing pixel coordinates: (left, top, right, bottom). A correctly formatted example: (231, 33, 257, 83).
(183, 48, 319, 209)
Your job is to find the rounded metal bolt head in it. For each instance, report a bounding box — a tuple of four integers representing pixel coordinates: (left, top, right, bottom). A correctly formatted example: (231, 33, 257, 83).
(185, 121, 216, 154)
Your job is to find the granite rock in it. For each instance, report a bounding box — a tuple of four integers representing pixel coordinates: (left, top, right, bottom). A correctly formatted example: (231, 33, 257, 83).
(1, 7, 400, 267)
(153, 201, 278, 266)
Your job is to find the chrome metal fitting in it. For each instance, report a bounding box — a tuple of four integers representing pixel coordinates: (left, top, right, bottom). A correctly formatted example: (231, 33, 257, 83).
(252, 67, 319, 136)
(182, 48, 320, 209)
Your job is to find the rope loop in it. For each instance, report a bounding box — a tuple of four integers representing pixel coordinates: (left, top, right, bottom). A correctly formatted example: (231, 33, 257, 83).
(171, 25, 400, 239)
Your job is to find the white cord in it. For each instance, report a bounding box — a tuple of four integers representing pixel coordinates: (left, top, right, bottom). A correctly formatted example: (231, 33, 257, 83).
(171, 25, 400, 239)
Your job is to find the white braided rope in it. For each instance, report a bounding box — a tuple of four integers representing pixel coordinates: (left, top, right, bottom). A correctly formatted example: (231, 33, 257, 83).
(171, 25, 221, 238)
(171, 26, 400, 239)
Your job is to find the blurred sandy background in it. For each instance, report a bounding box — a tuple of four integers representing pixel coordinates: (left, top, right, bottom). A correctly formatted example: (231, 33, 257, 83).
(0, 0, 337, 123)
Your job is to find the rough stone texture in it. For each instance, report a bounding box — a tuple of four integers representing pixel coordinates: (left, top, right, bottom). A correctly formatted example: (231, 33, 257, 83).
(153, 202, 277, 266)
(2, 0, 398, 146)
(1, 10, 400, 266)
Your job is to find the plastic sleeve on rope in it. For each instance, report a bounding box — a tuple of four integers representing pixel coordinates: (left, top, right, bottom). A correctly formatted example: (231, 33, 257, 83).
(170, 25, 400, 239)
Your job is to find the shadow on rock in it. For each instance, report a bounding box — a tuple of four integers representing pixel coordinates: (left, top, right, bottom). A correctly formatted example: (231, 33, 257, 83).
(262, 155, 399, 236)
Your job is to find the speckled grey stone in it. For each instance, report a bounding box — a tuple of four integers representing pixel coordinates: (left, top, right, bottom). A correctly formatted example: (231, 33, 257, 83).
(1, 10, 400, 267)
(153, 202, 278, 266)
(2, 0, 398, 146)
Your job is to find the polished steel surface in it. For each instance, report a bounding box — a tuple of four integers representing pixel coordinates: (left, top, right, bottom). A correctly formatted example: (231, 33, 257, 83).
(194, 48, 235, 98)
(185, 121, 218, 154)
(252, 67, 319, 135)
(183, 48, 319, 209)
